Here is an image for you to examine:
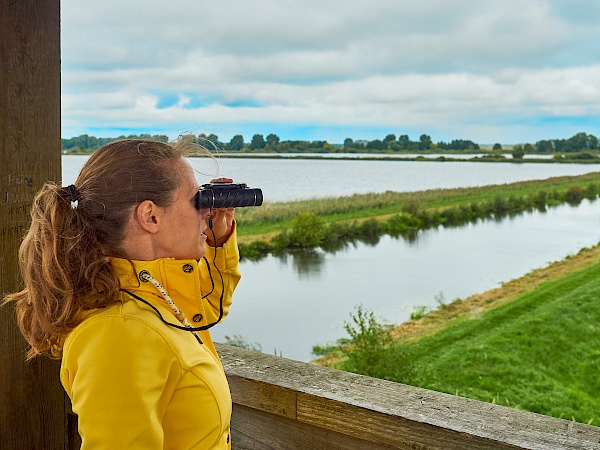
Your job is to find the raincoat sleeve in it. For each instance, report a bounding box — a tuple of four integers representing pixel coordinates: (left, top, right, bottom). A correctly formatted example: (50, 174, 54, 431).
(60, 311, 181, 449)
(200, 221, 241, 324)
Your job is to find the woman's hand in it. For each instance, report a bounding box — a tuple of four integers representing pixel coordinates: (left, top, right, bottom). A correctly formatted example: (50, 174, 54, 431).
(204, 177, 236, 247)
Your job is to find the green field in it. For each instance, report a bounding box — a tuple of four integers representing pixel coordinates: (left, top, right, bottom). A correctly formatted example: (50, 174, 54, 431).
(327, 246, 600, 426)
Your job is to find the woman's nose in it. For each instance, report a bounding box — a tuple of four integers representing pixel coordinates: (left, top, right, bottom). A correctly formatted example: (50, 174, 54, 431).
(200, 208, 211, 219)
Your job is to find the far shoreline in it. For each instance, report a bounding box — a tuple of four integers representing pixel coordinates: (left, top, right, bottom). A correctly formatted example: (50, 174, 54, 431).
(62, 151, 600, 164)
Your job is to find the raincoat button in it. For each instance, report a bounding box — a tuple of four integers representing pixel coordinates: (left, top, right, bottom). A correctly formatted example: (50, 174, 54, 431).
(182, 264, 194, 273)
(193, 314, 203, 322)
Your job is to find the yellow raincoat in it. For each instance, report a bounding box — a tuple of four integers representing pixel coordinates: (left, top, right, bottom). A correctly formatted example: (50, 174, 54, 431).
(60, 234, 241, 449)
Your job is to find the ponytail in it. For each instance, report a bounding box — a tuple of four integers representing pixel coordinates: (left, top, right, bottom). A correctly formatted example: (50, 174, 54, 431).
(6, 183, 119, 359)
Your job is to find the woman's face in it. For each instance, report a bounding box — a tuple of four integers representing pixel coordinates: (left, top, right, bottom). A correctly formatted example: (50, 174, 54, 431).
(154, 159, 210, 260)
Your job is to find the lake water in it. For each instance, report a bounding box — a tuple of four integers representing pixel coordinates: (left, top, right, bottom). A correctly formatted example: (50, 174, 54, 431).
(63, 155, 598, 202)
(61, 156, 600, 361)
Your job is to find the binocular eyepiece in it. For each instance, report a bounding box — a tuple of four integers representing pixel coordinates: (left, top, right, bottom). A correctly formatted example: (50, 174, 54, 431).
(195, 182, 263, 209)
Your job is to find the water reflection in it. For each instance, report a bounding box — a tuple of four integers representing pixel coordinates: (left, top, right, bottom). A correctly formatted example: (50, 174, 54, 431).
(274, 250, 326, 278)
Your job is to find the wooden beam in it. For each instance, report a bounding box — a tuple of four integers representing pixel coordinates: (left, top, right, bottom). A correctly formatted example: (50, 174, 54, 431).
(0, 1, 64, 448)
(217, 344, 600, 450)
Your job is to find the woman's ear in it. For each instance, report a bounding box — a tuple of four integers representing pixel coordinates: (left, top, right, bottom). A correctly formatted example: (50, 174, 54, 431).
(135, 200, 160, 233)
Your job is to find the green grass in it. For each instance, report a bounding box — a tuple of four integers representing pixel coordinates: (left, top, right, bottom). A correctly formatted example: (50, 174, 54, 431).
(236, 173, 600, 239)
(364, 258, 600, 425)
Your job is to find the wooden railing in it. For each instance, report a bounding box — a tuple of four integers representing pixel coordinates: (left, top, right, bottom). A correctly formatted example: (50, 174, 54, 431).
(216, 344, 600, 450)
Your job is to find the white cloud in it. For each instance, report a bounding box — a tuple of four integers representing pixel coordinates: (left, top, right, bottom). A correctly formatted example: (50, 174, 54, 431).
(60, 0, 600, 142)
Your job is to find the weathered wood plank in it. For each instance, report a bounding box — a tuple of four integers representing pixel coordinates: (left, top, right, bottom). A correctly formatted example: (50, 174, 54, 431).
(217, 344, 600, 450)
(227, 374, 298, 420)
(231, 403, 398, 450)
(297, 392, 521, 450)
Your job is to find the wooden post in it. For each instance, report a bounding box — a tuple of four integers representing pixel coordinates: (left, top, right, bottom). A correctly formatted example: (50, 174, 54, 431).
(0, 1, 65, 449)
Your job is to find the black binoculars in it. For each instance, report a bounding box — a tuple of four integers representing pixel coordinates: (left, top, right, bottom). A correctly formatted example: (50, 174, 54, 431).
(195, 183, 263, 209)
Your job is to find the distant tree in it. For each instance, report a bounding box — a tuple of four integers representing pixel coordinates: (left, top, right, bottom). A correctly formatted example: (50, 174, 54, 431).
(438, 139, 479, 151)
(535, 139, 554, 152)
(249, 134, 266, 149)
(492, 143, 502, 151)
(197, 133, 208, 146)
(228, 135, 244, 151)
(309, 140, 328, 150)
(523, 143, 534, 154)
(344, 137, 354, 148)
(206, 133, 220, 149)
(88, 135, 99, 149)
(512, 144, 525, 159)
(398, 134, 411, 150)
(419, 134, 432, 150)
(383, 134, 396, 147)
(266, 133, 280, 146)
(536, 132, 599, 153)
(568, 132, 599, 151)
(366, 139, 385, 150)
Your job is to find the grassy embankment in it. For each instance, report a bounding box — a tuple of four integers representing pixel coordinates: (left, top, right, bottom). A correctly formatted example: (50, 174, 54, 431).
(316, 244, 600, 425)
(235, 172, 600, 256)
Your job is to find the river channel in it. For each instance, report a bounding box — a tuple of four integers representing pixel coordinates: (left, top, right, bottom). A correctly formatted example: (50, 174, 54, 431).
(62, 156, 600, 361)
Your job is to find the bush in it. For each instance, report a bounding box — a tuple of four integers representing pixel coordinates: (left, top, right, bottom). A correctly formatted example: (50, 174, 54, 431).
(238, 240, 274, 259)
(387, 214, 421, 236)
(532, 191, 547, 209)
(340, 305, 393, 377)
(565, 185, 584, 205)
(288, 212, 326, 247)
(493, 196, 507, 215)
(410, 305, 428, 320)
(584, 183, 598, 199)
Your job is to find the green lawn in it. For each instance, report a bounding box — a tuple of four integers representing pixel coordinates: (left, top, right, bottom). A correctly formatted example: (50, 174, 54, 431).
(378, 258, 600, 425)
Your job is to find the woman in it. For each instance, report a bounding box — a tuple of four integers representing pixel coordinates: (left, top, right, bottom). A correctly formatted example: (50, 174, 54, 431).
(4, 139, 241, 449)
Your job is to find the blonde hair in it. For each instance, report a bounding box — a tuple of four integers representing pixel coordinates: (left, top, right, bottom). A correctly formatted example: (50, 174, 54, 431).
(4, 138, 199, 359)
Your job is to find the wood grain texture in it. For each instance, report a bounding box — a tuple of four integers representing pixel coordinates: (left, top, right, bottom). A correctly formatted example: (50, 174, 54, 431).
(231, 403, 398, 450)
(0, 1, 64, 449)
(217, 344, 600, 450)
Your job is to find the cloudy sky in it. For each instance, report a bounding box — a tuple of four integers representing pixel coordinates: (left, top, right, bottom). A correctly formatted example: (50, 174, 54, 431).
(61, 0, 600, 145)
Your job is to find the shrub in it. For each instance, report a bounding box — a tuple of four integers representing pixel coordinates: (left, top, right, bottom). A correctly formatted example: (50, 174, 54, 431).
(410, 305, 428, 320)
(532, 191, 547, 209)
(493, 196, 507, 215)
(238, 240, 274, 259)
(440, 207, 460, 225)
(340, 305, 393, 377)
(387, 214, 421, 236)
(565, 185, 584, 205)
(584, 183, 598, 199)
(288, 212, 326, 247)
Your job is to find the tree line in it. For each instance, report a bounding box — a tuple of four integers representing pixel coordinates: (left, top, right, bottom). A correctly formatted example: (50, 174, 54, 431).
(61, 132, 599, 154)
